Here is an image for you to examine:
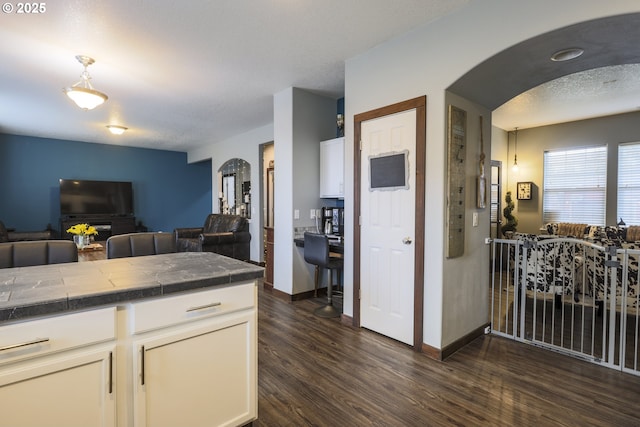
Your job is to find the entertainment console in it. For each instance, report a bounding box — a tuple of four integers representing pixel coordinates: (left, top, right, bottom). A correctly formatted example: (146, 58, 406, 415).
(60, 216, 136, 240)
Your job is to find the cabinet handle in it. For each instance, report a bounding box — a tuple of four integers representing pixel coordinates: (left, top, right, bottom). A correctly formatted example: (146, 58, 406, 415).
(186, 302, 222, 312)
(108, 351, 113, 394)
(140, 345, 145, 386)
(0, 337, 49, 352)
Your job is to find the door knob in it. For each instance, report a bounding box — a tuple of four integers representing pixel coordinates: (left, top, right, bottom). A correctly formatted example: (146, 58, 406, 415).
(402, 237, 413, 245)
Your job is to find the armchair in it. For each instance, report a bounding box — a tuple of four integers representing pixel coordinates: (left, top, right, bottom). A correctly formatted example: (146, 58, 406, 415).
(174, 214, 251, 261)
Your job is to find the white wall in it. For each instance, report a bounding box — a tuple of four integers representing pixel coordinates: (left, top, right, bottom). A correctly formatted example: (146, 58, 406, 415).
(187, 0, 640, 350)
(273, 88, 295, 294)
(189, 124, 274, 262)
(344, 0, 640, 349)
(273, 87, 338, 295)
(441, 92, 492, 345)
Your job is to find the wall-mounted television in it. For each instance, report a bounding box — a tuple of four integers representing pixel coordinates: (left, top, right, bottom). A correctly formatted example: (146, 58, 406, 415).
(60, 179, 134, 217)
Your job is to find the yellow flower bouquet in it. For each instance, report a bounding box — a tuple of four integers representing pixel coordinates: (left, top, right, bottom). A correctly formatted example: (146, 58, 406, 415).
(67, 223, 98, 249)
(66, 223, 99, 236)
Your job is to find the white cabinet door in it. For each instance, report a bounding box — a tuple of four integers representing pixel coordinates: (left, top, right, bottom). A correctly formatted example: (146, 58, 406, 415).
(0, 307, 116, 427)
(0, 345, 116, 427)
(320, 137, 345, 198)
(132, 311, 257, 427)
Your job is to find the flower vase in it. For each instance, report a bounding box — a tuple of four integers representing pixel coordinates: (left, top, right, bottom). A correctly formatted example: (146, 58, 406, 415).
(73, 235, 89, 249)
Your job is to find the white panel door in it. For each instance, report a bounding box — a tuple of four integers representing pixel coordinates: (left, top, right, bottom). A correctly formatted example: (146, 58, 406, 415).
(360, 109, 416, 345)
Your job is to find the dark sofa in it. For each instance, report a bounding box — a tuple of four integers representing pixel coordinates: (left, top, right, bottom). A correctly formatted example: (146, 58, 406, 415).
(0, 220, 57, 243)
(174, 214, 251, 261)
(0, 240, 78, 268)
(106, 232, 177, 259)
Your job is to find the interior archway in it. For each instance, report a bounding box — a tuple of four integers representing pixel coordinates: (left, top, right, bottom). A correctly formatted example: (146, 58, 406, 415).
(448, 12, 640, 129)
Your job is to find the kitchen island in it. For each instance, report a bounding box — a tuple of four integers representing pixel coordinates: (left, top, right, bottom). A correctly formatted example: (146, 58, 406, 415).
(0, 252, 263, 427)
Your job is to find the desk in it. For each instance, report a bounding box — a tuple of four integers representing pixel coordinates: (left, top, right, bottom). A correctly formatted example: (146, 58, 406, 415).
(294, 237, 344, 254)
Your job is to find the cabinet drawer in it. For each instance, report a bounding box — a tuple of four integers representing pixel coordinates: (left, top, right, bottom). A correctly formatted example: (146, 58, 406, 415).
(0, 307, 116, 365)
(130, 282, 256, 334)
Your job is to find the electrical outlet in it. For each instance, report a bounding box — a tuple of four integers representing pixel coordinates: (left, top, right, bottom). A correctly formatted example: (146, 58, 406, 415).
(310, 209, 316, 219)
(294, 209, 299, 219)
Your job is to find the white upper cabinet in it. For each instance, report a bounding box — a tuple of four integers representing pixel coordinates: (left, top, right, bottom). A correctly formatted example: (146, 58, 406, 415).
(320, 137, 344, 198)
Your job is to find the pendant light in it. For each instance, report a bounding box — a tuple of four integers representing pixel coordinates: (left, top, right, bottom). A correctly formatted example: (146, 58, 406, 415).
(512, 127, 519, 172)
(63, 55, 108, 110)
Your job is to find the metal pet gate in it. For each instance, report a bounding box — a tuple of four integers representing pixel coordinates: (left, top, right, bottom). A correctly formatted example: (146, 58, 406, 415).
(490, 237, 640, 376)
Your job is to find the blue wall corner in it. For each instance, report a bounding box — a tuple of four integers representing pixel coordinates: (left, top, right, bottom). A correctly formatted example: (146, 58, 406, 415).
(337, 97, 344, 115)
(0, 133, 212, 234)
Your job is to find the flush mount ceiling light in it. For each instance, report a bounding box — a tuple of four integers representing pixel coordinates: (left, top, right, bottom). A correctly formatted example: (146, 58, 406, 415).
(106, 125, 127, 135)
(550, 47, 584, 62)
(63, 55, 108, 110)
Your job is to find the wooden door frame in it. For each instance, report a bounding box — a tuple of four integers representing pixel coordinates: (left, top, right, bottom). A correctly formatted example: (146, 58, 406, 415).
(266, 167, 275, 228)
(353, 96, 426, 351)
(490, 160, 502, 239)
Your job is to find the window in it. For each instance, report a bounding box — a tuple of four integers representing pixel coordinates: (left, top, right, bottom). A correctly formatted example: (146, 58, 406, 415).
(618, 142, 640, 225)
(543, 146, 607, 225)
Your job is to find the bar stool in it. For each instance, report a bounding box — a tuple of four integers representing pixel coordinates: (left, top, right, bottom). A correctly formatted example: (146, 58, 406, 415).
(303, 232, 343, 318)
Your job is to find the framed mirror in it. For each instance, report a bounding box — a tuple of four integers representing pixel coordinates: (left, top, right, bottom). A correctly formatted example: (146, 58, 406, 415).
(218, 158, 251, 218)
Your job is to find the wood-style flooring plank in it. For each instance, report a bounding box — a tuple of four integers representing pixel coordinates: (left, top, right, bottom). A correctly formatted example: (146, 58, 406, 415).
(255, 286, 640, 426)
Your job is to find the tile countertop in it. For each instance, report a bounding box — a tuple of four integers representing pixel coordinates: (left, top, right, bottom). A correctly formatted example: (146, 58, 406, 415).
(0, 252, 264, 323)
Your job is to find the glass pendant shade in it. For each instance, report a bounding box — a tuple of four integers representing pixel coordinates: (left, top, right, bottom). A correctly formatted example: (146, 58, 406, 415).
(65, 86, 108, 110)
(106, 125, 127, 135)
(63, 55, 108, 110)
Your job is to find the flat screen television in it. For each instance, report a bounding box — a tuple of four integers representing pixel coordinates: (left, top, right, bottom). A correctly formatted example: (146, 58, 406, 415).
(60, 179, 134, 217)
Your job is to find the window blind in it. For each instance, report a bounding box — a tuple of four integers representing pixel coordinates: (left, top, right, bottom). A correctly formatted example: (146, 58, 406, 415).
(618, 142, 640, 226)
(543, 146, 607, 225)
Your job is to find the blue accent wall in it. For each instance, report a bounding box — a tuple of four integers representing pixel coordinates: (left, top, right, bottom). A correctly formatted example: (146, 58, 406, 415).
(337, 97, 344, 115)
(0, 133, 212, 234)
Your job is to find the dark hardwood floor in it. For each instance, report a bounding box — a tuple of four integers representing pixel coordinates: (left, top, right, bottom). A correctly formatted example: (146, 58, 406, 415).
(256, 285, 640, 427)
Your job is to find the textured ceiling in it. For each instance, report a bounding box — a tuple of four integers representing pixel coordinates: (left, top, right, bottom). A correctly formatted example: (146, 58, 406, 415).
(493, 64, 640, 130)
(0, 0, 469, 151)
(450, 13, 640, 131)
(1, 4, 638, 151)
